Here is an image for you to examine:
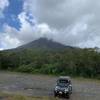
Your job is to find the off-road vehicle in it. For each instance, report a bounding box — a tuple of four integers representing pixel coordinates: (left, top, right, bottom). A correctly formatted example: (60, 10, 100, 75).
(54, 76, 72, 98)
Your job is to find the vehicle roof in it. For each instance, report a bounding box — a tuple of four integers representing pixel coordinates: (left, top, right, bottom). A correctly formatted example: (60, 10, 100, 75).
(59, 76, 71, 80)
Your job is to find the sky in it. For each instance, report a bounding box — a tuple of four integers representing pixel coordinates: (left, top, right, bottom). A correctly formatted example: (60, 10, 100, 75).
(0, 0, 100, 50)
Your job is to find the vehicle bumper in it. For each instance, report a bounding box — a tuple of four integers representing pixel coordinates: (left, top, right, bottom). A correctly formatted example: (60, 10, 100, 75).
(54, 90, 69, 96)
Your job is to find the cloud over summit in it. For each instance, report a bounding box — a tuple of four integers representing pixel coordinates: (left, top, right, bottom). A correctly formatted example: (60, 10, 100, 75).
(1, 0, 100, 50)
(23, 0, 100, 47)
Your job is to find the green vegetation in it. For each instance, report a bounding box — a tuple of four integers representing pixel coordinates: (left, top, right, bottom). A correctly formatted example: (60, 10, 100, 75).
(0, 48, 100, 79)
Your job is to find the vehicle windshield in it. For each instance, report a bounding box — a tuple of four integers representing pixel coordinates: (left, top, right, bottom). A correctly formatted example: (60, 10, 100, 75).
(57, 79, 69, 87)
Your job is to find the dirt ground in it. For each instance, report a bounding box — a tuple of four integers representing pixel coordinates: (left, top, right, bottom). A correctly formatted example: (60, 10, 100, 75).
(0, 72, 100, 100)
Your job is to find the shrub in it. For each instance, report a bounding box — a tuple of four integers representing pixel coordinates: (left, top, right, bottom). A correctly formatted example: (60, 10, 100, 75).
(17, 64, 34, 73)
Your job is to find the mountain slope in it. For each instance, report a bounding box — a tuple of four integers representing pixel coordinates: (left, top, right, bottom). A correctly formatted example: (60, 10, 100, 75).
(18, 38, 74, 50)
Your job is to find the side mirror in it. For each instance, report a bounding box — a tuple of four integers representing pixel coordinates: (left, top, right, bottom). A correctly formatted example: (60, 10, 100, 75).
(69, 84, 72, 87)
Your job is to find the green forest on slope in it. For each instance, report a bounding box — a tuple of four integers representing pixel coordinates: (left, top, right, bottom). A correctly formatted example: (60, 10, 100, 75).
(0, 48, 100, 79)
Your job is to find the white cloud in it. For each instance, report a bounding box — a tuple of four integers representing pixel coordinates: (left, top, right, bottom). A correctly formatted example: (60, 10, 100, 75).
(0, 48, 3, 51)
(0, 33, 20, 50)
(0, 12, 52, 50)
(0, 0, 9, 10)
(0, 0, 9, 18)
(22, 0, 100, 48)
(1, 0, 100, 50)
(17, 12, 43, 44)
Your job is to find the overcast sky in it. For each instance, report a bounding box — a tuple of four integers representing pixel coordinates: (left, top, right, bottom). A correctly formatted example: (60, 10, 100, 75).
(0, 0, 100, 50)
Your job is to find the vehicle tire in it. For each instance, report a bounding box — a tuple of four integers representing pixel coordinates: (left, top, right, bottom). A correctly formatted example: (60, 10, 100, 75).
(66, 94, 70, 99)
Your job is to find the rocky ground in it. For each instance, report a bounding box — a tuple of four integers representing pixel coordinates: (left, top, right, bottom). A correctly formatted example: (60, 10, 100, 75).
(0, 72, 100, 100)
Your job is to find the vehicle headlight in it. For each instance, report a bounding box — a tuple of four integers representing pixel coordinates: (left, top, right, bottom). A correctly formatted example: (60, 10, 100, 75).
(55, 86, 59, 91)
(65, 88, 68, 92)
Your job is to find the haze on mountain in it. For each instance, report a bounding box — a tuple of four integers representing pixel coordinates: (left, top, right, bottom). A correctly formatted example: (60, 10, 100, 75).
(16, 37, 75, 51)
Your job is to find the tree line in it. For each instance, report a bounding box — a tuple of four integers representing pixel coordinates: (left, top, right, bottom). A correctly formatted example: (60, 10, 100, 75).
(0, 48, 100, 79)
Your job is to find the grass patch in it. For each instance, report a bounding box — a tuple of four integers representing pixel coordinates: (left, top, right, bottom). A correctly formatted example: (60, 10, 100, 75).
(0, 92, 59, 100)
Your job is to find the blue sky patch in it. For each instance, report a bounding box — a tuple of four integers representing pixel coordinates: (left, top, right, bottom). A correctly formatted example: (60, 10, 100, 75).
(0, 0, 23, 30)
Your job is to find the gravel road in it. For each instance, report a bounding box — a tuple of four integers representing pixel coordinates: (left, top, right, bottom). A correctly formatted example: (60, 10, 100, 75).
(0, 72, 100, 100)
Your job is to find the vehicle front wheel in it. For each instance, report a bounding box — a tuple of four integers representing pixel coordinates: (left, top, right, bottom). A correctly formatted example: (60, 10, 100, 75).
(66, 94, 70, 99)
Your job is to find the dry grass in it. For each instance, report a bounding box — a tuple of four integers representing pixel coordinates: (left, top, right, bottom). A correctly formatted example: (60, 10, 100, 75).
(0, 93, 59, 100)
